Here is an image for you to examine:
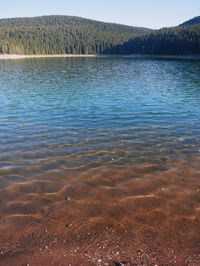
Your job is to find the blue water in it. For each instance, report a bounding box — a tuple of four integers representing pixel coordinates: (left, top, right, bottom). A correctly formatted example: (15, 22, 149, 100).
(0, 57, 200, 183)
(1, 56, 200, 264)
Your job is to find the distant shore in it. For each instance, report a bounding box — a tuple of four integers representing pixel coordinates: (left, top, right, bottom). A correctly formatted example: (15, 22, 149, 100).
(0, 54, 102, 60)
(0, 53, 200, 60)
(124, 54, 200, 60)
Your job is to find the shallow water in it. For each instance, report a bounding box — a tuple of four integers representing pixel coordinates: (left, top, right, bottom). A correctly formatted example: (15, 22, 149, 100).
(0, 57, 200, 264)
(1, 57, 200, 176)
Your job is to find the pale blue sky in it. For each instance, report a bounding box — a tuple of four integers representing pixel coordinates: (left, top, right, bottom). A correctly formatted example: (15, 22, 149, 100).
(0, 0, 200, 29)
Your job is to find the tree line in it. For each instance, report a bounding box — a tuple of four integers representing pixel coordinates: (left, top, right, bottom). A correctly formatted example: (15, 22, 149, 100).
(0, 15, 150, 55)
(0, 15, 199, 55)
(109, 24, 200, 55)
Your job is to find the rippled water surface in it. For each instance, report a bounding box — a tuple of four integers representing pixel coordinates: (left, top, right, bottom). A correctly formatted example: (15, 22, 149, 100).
(0, 57, 200, 264)
(0, 57, 200, 179)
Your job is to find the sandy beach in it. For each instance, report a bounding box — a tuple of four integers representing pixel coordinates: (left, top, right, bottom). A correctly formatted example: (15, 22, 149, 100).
(0, 54, 101, 60)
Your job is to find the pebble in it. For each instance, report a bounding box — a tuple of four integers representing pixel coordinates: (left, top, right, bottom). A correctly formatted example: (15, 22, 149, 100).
(65, 196, 71, 201)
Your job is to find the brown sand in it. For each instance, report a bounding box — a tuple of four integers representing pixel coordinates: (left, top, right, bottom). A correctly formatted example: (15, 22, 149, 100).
(0, 159, 200, 265)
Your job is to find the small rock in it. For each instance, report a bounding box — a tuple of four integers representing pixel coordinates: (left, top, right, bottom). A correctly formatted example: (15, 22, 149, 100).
(65, 196, 71, 201)
(114, 262, 128, 266)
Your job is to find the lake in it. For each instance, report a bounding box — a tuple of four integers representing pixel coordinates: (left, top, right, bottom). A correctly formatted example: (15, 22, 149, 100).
(0, 57, 200, 264)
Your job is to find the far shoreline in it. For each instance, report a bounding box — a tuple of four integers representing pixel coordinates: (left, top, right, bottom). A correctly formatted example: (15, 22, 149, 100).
(123, 54, 200, 60)
(0, 54, 103, 60)
(0, 53, 200, 60)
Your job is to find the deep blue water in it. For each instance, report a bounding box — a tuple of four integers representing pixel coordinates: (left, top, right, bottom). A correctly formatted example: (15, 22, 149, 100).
(0, 57, 200, 183)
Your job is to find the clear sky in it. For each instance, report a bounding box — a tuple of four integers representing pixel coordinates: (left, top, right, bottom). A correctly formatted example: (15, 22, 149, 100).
(0, 0, 200, 29)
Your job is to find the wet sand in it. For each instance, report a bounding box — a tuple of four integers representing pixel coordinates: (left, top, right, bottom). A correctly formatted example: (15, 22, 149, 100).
(0, 158, 200, 265)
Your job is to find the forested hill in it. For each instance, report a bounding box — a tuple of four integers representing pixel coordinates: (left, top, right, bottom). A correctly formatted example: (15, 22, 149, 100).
(180, 16, 200, 26)
(1, 15, 199, 56)
(110, 17, 200, 55)
(0, 15, 150, 55)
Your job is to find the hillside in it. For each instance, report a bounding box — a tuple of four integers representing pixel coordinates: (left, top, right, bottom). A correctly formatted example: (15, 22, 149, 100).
(111, 18, 200, 55)
(0, 15, 150, 55)
(180, 16, 200, 26)
(1, 15, 199, 56)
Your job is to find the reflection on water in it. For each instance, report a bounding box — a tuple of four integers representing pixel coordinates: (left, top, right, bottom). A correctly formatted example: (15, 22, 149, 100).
(0, 57, 200, 263)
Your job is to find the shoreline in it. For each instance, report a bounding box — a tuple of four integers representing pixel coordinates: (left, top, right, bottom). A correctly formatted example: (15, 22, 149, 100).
(0, 54, 103, 60)
(124, 54, 200, 60)
(1, 53, 200, 60)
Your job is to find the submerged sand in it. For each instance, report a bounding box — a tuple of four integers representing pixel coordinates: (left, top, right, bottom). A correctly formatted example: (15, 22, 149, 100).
(0, 157, 200, 265)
